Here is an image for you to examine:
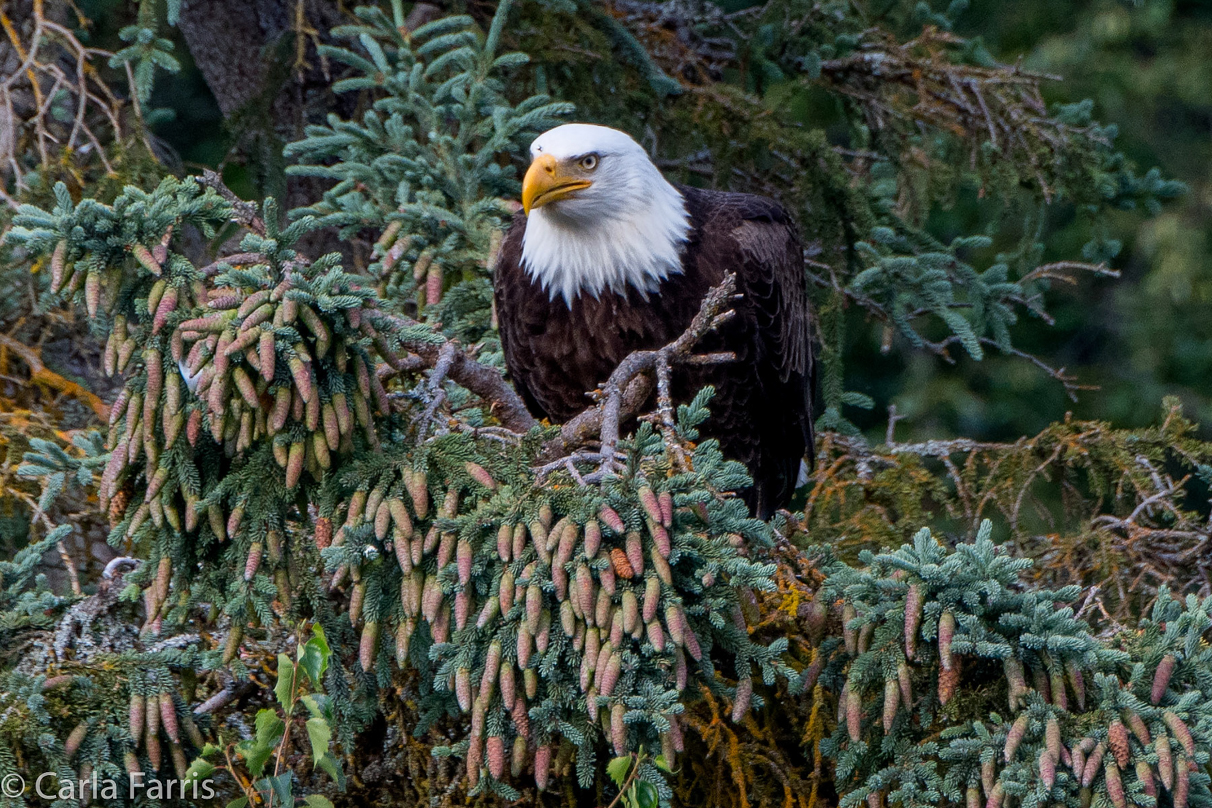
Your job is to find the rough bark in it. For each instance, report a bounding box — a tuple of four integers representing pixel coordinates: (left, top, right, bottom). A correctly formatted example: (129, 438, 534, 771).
(177, 0, 290, 118)
(176, 0, 352, 255)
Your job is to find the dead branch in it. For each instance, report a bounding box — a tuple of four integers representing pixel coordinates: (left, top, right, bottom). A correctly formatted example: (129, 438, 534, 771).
(539, 273, 739, 471)
(803, 402, 1212, 623)
(20, 495, 82, 596)
(813, 29, 1083, 201)
(194, 678, 256, 716)
(414, 340, 456, 439)
(385, 324, 539, 434)
(805, 257, 1112, 401)
(615, 1, 1102, 207)
(0, 1, 133, 203)
(557, 375, 653, 451)
(382, 274, 737, 453)
(198, 252, 269, 277)
(198, 170, 267, 236)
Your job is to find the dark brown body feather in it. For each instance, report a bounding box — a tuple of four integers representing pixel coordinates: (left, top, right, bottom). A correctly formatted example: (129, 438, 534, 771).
(495, 184, 815, 517)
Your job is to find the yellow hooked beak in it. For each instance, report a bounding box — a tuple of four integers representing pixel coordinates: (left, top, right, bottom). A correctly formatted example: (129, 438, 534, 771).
(522, 153, 592, 215)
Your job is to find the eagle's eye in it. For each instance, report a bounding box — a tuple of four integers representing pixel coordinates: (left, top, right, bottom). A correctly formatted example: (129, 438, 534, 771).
(579, 154, 599, 171)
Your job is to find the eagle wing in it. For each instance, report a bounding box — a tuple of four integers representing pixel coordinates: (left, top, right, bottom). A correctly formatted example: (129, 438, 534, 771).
(729, 203, 812, 385)
(693, 188, 815, 470)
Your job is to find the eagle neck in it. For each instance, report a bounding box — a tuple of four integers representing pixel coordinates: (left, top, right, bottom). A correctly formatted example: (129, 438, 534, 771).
(519, 176, 691, 307)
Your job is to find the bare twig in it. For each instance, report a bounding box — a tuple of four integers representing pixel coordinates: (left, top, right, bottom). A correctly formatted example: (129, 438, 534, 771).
(1, 2, 129, 195)
(543, 274, 739, 472)
(805, 402, 1212, 623)
(198, 170, 266, 236)
(383, 271, 742, 456)
(16, 484, 85, 597)
(103, 556, 139, 578)
(198, 252, 269, 277)
(650, 352, 689, 471)
(884, 403, 905, 446)
(380, 318, 539, 434)
(194, 680, 256, 715)
(532, 449, 626, 485)
(415, 340, 456, 439)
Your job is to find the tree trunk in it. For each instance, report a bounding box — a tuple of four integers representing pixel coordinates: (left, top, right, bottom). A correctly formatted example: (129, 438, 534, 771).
(176, 0, 352, 254)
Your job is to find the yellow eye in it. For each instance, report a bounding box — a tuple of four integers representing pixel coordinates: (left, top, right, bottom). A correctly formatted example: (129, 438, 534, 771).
(580, 154, 598, 171)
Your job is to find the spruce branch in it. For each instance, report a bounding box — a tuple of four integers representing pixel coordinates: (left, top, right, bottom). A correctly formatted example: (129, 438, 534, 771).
(1, 2, 1202, 803)
(808, 246, 1116, 401)
(182, 170, 538, 434)
(804, 399, 1212, 620)
(924, 335, 1095, 401)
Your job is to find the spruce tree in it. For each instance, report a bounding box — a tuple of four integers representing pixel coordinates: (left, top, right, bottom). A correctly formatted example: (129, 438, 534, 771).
(0, 1, 1208, 807)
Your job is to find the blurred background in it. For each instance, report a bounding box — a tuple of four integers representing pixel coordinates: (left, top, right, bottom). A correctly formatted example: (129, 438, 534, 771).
(867, 0, 1212, 440)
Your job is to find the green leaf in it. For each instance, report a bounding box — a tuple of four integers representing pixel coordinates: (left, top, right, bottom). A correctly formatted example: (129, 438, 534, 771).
(301, 693, 333, 722)
(242, 709, 286, 777)
(254, 708, 286, 746)
(183, 757, 217, 784)
(260, 772, 292, 805)
(607, 755, 631, 788)
(632, 780, 659, 808)
(306, 716, 333, 768)
(302, 798, 335, 808)
(274, 653, 298, 712)
(299, 624, 331, 687)
(225, 799, 249, 808)
(316, 752, 345, 787)
(653, 754, 672, 774)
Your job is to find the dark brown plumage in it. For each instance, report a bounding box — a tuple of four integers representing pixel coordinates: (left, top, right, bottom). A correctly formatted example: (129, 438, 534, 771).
(495, 184, 815, 517)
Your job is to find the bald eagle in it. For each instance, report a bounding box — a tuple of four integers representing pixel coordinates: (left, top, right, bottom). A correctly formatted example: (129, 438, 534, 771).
(494, 124, 815, 517)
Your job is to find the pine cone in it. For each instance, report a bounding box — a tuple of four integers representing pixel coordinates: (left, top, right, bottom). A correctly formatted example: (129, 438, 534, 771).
(1108, 719, 1131, 768)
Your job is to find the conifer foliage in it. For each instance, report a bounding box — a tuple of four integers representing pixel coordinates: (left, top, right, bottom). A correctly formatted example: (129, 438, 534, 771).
(284, 0, 571, 328)
(5, 170, 795, 802)
(820, 523, 1212, 808)
(1, 1, 1211, 807)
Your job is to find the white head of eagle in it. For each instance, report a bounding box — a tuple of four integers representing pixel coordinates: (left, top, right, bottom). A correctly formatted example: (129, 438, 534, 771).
(519, 123, 691, 306)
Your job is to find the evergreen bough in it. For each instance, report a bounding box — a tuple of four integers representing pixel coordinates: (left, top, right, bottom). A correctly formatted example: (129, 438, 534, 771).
(284, 0, 571, 334)
(0, 2, 1208, 807)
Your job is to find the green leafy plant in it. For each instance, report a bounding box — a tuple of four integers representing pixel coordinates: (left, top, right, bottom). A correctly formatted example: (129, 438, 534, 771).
(188, 625, 343, 807)
(605, 748, 671, 808)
